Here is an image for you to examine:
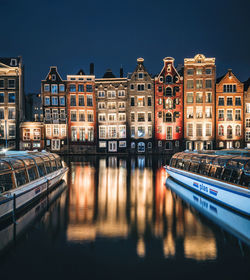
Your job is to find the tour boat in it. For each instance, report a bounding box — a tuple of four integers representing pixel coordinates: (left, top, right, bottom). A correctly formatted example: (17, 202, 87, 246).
(165, 152, 250, 216)
(0, 150, 68, 221)
(166, 177, 250, 246)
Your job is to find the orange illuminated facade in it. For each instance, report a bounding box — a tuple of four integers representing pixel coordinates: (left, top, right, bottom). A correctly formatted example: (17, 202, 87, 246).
(216, 70, 244, 149)
(20, 122, 44, 151)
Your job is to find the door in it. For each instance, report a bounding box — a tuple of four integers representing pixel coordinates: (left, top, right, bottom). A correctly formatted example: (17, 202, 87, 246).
(108, 141, 117, 152)
(52, 139, 60, 151)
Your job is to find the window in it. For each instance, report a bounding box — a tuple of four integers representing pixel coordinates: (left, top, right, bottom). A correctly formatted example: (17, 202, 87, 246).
(71, 111, 77, 121)
(235, 97, 241, 106)
(70, 95, 76, 106)
(235, 109, 241, 121)
(206, 123, 212, 136)
(98, 114, 105, 121)
(187, 92, 193, 103)
(130, 84, 134, 90)
(87, 95, 93, 106)
(165, 112, 172, 122)
(158, 98, 162, 105)
(0, 108, 4, 119)
(44, 84, 50, 92)
(148, 126, 152, 137)
(52, 109, 58, 120)
(8, 108, 15, 119)
(86, 85, 93, 92)
(119, 141, 126, 148)
(79, 128, 85, 141)
(218, 125, 224, 136)
(118, 90, 125, 97)
(118, 113, 126, 121)
(99, 126, 106, 139)
(196, 92, 203, 103)
(196, 68, 202, 75)
(246, 132, 250, 141)
(79, 95, 85, 106)
(246, 119, 250, 128)
(107, 102, 116, 109)
(8, 93, 15, 103)
(205, 92, 212, 103)
(205, 80, 212, 88)
(78, 84, 84, 92)
(196, 124, 202, 137)
(223, 84, 236, 93)
(107, 91, 116, 98)
(33, 129, 41, 140)
(138, 73, 144, 79)
(138, 113, 145, 122)
(227, 97, 233, 106)
(61, 125, 67, 137)
(45, 109, 51, 120)
(158, 86, 162, 92)
(187, 69, 194, 75)
(187, 80, 194, 89)
(45, 96, 50, 106)
(98, 102, 105, 109)
(235, 125, 241, 136)
(148, 112, 152, 122)
(218, 97, 224, 106)
(137, 96, 145, 107)
(51, 84, 58, 93)
(0, 93, 5, 104)
(87, 111, 94, 122)
(205, 106, 212, 118)
(60, 109, 66, 120)
(165, 87, 172, 96)
(53, 125, 59, 136)
(119, 126, 126, 138)
(118, 102, 125, 109)
(196, 79, 203, 89)
(196, 107, 203, 118)
(205, 68, 212, 75)
(157, 126, 162, 134)
(158, 111, 162, 118)
(79, 111, 85, 121)
(148, 84, 151, 90)
(166, 127, 172, 140)
(187, 123, 193, 136)
(148, 97, 152, 106)
(131, 126, 135, 137)
(108, 114, 116, 121)
(0, 80, 4, 88)
(51, 74, 56, 81)
(187, 107, 193, 119)
(138, 126, 145, 137)
(108, 126, 117, 138)
(52, 96, 58, 105)
(9, 124, 15, 137)
(69, 84, 76, 92)
(165, 75, 172, 84)
(130, 112, 135, 122)
(8, 80, 15, 89)
(59, 84, 65, 92)
(0, 124, 4, 138)
(218, 109, 224, 121)
(227, 125, 233, 139)
(59, 96, 65, 106)
(246, 104, 250, 113)
(131, 97, 135, 106)
(23, 129, 30, 140)
(137, 84, 145, 91)
(227, 110, 233, 121)
(71, 127, 77, 141)
(98, 91, 105, 97)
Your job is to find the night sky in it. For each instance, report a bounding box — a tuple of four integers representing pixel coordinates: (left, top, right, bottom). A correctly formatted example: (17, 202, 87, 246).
(1, 0, 250, 93)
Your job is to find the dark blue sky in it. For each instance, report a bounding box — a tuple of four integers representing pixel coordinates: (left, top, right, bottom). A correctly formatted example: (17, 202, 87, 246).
(1, 0, 250, 93)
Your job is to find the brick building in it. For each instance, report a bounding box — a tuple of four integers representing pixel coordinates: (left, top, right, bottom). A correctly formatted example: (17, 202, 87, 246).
(0, 57, 25, 150)
(128, 58, 154, 153)
(41, 66, 67, 152)
(96, 69, 128, 152)
(155, 57, 183, 153)
(244, 78, 250, 148)
(184, 54, 216, 151)
(67, 70, 96, 153)
(216, 70, 244, 149)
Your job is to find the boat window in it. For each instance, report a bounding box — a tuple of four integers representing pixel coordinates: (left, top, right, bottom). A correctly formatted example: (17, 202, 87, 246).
(15, 169, 28, 187)
(56, 159, 62, 169)
(170, 157, 177, 167)
(189, 161, 200, 173)
(44, 161, 52, 174)
(5, 159, 25, 169)
(230, 169, 241, 184)
(183, 159, 191, 171)
(221, 167, 232, 182)
(0, 161, 11, 171)
(37, 163, 46, 177)
(240, 173, 250, 188)
(50, 160, 57, 171)
(209, 166, 217, 178)
(0, 172, 14, 193)
(28, 167, 39, 181)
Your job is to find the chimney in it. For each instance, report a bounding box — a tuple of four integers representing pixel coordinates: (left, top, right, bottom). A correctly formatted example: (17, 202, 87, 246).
(120, 65, 123, 78)
(90, 63, 94, 75)
(228, 69, 232, 77)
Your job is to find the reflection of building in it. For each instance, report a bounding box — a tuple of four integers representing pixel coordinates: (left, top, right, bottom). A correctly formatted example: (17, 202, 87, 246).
(0, 57, 25, 149)
(67, 70, 96, 153)
(42, 66, 67, 152)
(244, 78, 250, 148)
(128, 58, 154, 153)
(96, 70, 128, 153)
(155, 57, 183, 153)
(184, 54, 216, 151)
(216, 70, 244, 149)
(20, 122, 44, 151)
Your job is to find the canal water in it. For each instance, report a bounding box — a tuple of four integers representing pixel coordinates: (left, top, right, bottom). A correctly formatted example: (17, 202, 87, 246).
(0, 156, 249, 280)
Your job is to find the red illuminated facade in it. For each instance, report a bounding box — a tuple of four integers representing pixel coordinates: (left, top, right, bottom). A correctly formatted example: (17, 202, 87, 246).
(154, 57, 183, 152)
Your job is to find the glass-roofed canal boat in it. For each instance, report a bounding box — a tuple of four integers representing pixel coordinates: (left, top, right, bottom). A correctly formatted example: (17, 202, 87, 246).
(0, 151, 68, 221)
(165, 152, 250, 216)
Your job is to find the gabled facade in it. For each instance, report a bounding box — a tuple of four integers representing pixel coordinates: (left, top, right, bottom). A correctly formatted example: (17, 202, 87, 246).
(67, 70, 96, 153)
(95, 69, 128, 153)
(244, 78, 250, 148)
(41, 66, 67, 152)
(155, 57, 183, 153)
(0, 57, 24, 150)
(128, 58, 154, 153)
(216, 70, 244, 149)
(184, 54, 216, 151)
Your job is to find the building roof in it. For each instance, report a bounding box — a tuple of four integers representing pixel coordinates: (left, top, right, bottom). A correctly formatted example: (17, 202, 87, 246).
(216, 75, 225, 83)
(0, 57, 21, 66)
(244, 77, 250, 91)
(103, 69, 116, 78)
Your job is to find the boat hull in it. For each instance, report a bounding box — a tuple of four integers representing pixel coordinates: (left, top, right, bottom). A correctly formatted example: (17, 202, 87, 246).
(0, 167, 68, 221)
(165, 166, 250, 216)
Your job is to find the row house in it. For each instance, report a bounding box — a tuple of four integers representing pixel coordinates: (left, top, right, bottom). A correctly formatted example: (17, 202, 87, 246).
(96, 69, 128, 153)
(128, 58, 154, 153)
(244, 78, 250, 148)
(20, 122, 45, 151)
(41, 67, 67, 152)
(67, 70, 96, 153)
(155, 57, 183, 153)
(216, 70, 244, 149)
(184, 54, 216, 151)
(0, 57, 24, 150)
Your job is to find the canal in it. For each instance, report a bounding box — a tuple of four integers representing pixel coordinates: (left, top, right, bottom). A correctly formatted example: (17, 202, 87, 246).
(0, 155, 249, 280)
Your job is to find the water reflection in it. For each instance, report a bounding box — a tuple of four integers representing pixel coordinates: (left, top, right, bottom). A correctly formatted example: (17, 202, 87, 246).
(66, 156, 224, 261)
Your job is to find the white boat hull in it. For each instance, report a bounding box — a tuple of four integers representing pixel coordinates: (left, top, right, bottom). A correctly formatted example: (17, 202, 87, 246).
(165, 166, 250, 216)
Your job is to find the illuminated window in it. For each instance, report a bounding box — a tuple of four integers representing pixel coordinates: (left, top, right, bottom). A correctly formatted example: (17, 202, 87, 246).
(71, 110, 77, 121)
(45, 96, 50, 106)
(118, 102, 125, 108)
(87, 95, 93, 106)
(53, 125, 59, 136)
(118, 113, 126, 121)
(34, 129, 41, 140)
(108, 114, 116, 121)
(79, 127, 85, 141)
(205, 107, 212, 118)
(79, 95, 85, 106)
(196, 92, 203, 103)
(98, 91, 105, 97)
(187, 107, 193, 119)
(196, 123, 202, 137)
(235, 109, 241, 121)
(206, 123, 212, 136)
(79, 111, 85, 121)
(158, 98, 162, 105)
(71, 127, 77, 141)
(78, 84, 84, 92)
(51, 84, 58, 93)
(138, 113, 145, 122)
(148, 126, 152, 137)
(8, 93, 15, 103)
(196, 79, 203, 89)
(166, 127, 172, 140)
(196, 69, 202, 75)
(8, 108, 15, 119)
(137, 96, 145, 107)
(246, 119, 250, 128)
(157, 126, 162, 134)
(107, 91, 116, 98)
(187, 80, 194, 89)
(187, 92, 193, 103)
(119, 125, 126, 138)
(218, 109, 224, 121)
(205, 92, 212, 103)
(246, 132, 250, 141)
(99, 126, 106, 139)
(107, 102, 116, 109)
(223, 84, 236, 93)
(87, 111, 94, 122)
(44, 84, 50, 92)
(46, 125, 51, 136)
(108, 126, 117, 138)
(138, 126, 145, 137)
(52, 96, 58, 105)
(218, 125, 224, 136)
(196, 107, 203, 118)
(235, 125, 241, 136)
(59, 84, 65, 92)
(59, 96, 65, 106)
(23, 129, 30, 140)
(61, 125, 67, 137)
